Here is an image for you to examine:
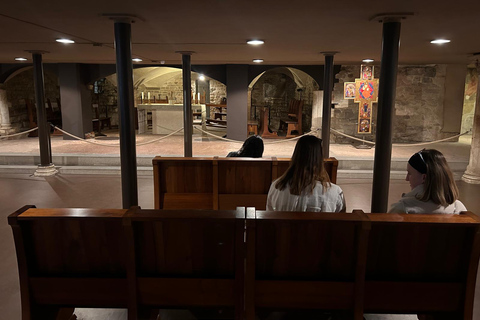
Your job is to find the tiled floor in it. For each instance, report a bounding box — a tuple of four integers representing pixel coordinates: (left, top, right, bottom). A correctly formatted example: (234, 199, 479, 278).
(0, 131, 479, 320)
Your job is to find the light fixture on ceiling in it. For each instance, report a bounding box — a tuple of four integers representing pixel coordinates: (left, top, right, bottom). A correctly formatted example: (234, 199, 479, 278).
(132, 58, 143, 62)
(15, 57, 28, 61)
(253, 59, 264, 63)
(430, 39, 451, 44)
(199, 74, 206, 81)
(362, 59, 374, 63)
(56, 38, 75, 44)
(247, 40, 264, 45)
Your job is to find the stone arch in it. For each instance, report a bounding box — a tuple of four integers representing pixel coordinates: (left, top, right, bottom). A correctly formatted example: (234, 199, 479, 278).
(248, 67, 319, 134)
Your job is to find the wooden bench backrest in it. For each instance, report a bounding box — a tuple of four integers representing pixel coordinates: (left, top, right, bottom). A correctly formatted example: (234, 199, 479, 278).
(287, 99, 303, 118)
(364, 212, 480, 317)
(8, 206, 128, 318)
(153, 157, 338, 210)
(245, 209, 370, 319)
(124, 208, 245, 319)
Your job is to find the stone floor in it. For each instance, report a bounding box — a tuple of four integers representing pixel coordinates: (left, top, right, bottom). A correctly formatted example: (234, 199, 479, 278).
(0, 130, 479, 319)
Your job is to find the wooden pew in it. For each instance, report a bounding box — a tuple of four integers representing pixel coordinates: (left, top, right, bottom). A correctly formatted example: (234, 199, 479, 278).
(8, 206, 128, 320)
(244, 209, 370, 320)
(152, 157, 338, 210)
(364, 212, 480, 319)
(123, 207, 245, 320)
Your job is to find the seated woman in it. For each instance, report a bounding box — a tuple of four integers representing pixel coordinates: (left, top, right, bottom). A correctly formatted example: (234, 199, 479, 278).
(226, 135, 264, 158)
(266, 135, 346, 212)
(389, 149, 466, 214)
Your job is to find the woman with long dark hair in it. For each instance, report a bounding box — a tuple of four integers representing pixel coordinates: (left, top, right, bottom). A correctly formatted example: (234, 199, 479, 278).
(266, 135, 346, 212)
(389, 149, 466, 214)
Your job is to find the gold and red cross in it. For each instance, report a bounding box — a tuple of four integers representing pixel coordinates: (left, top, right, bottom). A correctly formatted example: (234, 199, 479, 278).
(344, 65, 379, 133)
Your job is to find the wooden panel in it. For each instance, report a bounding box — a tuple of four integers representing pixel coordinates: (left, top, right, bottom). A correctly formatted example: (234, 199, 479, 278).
(134, 219, 236, 277)
(255, 280, 354, 309)
(137, 278, 235, 306)
(364, 281, 463, 312)
(218, 160, 272, 194)
(23, 218, 126, 277)
(162, 193, 213, 209)
(255, 219, 358, 280)
(366, 222, 474, 281)
(218, 194, 267, 210)
(158, 160, 213, 193)
(29, 278, 127, 307)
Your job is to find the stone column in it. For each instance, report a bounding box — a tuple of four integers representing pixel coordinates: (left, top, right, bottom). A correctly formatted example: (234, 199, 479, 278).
(462, 63, 480, 184)
(0, 87, 15, 136)
(311, 90, 323, 134)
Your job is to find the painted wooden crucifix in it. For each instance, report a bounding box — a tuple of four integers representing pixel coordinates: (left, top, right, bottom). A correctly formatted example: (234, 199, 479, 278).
(344, 65, 379, 133)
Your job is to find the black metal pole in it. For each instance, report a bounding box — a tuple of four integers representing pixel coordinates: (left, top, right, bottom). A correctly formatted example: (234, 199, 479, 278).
(321, 53, 335, 158)
(32, 53, 52, 166)
(114, 21, 138, 208)
(182, 53, 193, 157)
(371, 19, 401, 213)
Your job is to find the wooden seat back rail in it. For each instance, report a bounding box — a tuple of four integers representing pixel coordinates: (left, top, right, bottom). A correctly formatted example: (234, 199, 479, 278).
(9, 207, 480, 320)
(152, 156, 338, 210)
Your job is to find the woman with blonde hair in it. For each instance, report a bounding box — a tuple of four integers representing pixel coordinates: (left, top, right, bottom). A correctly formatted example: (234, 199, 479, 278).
(389, 149, 466, 214)
(266, 135, 346, 212)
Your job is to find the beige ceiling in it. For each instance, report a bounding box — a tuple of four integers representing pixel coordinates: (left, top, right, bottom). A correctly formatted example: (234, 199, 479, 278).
(0, 0, 479, 65)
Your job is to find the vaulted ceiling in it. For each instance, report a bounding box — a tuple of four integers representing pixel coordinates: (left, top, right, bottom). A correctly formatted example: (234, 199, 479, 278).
(0, 0, 479, 65)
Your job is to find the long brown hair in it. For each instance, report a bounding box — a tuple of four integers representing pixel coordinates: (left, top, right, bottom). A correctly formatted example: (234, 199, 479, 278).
(417, 149, 459, 206)
(275, 135, 331, 195)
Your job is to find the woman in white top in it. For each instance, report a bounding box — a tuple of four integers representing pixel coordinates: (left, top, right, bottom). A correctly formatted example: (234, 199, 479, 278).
(389, 149, 466, 214)
(266, 135, 346, 212)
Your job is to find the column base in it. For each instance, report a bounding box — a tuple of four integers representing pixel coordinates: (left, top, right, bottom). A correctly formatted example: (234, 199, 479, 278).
(461, 171, 480, 184)
(0, 127, 16, 137)
(34, 164, 58, 177)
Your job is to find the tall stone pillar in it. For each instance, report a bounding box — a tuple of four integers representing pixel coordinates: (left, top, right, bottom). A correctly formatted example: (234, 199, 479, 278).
(0, 87, 15, 136)
(462, 62, 480, 184)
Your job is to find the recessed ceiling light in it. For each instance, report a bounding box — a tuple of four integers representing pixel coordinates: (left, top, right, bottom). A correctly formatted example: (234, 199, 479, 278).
(430, 39, 451, 44)
(247, 40, 264, 45)
(132, 58, 143, 62)
(15, 57, 27, 61)
(199, 75, 206, 81)
(252, 59, 264, 63)
(56, 38, 75, 44)
(362, 59, 374, 63)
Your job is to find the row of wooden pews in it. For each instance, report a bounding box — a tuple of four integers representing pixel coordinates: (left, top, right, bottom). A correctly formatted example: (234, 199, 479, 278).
(8, 206, 480, 320)
(152, 157, 338, 210)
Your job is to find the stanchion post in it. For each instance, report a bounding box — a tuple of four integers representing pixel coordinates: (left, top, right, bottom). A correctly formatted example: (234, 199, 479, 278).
(30, 51, 57, 176)
(113, 18, 138, 208)
(178, 51, 195, 157)
(321, 52, 337, 158)
(371, 17, 402, 213)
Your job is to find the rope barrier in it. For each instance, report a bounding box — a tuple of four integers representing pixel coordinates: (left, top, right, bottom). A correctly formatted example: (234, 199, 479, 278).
(0, 127, 38, 139)
(193, 126, 320, 144)
(330, 127, 471, 147)
(51, 124, 184, 147)
(135, 127, 183, 146)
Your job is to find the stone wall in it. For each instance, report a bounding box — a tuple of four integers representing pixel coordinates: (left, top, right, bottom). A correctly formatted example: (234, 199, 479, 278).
(91, 78, 118, 127)
(138, 74, 226, 105)
(4, 68, 60, 131)
(333, 64, 450, 144)
(251, 71, 318, 133)
(461, 67, 477, 133)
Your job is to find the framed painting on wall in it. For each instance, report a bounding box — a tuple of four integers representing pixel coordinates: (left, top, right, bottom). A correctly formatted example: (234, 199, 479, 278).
(344, 82, 356, 99)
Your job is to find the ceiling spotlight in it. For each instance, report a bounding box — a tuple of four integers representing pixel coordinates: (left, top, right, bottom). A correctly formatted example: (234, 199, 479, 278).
(199, 74, 206, 81)
(247, 40, 264, 45)
(56, 38, 75, 44)
(15, 57, 28, 61)
(160, 60, 165, 64)
(362, 59, 374, 63)
(132, 58, 143, 62)
(430, 39, 451, 44)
